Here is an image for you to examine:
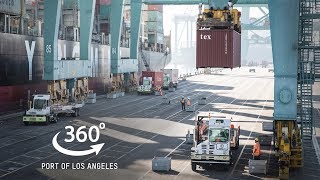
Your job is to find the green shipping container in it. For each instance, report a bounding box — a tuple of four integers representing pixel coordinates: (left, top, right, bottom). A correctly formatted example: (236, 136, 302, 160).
(100, 5, 111, 18)
(148, 34, 156, 44)
(63, 0, 79, 9)
(147, 22, 163, 33)
(148, 33, 164, 44)
(148, 11, 163, 22)
(157, 33, 164, 44)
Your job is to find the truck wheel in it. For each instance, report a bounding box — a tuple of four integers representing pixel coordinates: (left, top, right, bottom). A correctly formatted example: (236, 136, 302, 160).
(72, 109, 77, 117)
(23, 121, 29, 126)
(53, 115, 58, 123)
(229, 152, 233, 166)
(191, 162, 197, 171)
(45, 116, 50, 125)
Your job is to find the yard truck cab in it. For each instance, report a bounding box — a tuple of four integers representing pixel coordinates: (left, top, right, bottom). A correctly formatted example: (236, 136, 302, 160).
(191, 111, 240, 171)
(163, 74, 171, 89)
(23, 94, 83, 125)
(137, 77, 153, 95)
(163, 69, 178, 89)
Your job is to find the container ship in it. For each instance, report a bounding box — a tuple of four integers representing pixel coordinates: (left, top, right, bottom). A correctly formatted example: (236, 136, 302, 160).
(0, 0, 171, 113)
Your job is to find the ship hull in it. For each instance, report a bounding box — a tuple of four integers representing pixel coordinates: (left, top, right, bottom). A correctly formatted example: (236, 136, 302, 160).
(0, 33, 170, 113)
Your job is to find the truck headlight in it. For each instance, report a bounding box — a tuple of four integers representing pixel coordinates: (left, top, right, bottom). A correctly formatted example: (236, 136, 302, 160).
(191, 147, 197, 152)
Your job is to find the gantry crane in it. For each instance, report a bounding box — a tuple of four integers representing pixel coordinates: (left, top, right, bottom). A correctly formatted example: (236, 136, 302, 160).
(41, 0, 314, 178)
(129, 0, 307, 179)
(43, 0, 95, 104)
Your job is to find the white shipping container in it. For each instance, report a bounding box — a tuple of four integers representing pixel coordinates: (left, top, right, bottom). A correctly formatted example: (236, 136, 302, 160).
(164, 69, 179, 85)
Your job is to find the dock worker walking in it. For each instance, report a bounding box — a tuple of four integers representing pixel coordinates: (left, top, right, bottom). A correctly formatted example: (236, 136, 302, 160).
(187, 98, 191, 106)
(181, 98, 186, 111)
(252, 138, 261, 160)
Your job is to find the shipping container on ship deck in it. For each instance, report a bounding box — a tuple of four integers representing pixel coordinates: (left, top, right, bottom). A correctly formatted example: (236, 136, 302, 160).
(196, 29, 241, 69)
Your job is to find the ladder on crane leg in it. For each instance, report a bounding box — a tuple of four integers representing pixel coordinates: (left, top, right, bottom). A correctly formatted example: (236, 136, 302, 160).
(298, 0, 320, 140)
(140, 40, 151, 71)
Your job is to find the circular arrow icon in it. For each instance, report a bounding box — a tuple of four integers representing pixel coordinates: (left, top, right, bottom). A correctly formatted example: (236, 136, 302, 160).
(52, 132, 105, 156)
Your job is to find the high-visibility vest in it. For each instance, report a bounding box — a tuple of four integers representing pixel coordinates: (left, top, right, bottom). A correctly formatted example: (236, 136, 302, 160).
(253, 142, 261, 156)
(187, 100, 191, 106)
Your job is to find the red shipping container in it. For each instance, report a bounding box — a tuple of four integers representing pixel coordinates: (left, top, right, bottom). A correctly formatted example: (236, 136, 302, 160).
(196, 29, 241, 68)
(148, 5, 163, 12)
(141, 71, 164, 87)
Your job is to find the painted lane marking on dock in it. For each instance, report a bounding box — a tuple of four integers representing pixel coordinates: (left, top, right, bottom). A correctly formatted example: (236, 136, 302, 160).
(0, 82, 204, 152)
(174, 80, 270, 179)
(0, 74, 244, 178)
(83, 78, 250, 179)
(0, 141, 80, 178)
(229, 99, 268, 178)
(139, 78, 260, 179)
(125, 76, 235, 118)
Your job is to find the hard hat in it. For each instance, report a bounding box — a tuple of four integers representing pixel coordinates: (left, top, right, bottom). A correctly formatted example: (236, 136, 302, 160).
(255, 138, 259, 142)
(188, 97, 190, 99)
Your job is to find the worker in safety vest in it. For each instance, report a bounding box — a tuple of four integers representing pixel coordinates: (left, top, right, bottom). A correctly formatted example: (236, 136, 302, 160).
(187, 98, 191, 106)
(252, 138, 261, 160)
(181, 98, 186, 111)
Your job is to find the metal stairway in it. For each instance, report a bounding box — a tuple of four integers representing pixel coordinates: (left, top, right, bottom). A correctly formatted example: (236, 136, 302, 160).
(315, 50, 320, 80)
(139, 40, 151, 71)
(298, 0, 318, 140)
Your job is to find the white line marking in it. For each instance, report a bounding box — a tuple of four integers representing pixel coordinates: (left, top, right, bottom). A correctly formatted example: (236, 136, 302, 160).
(83, 78, 244, 164)
(165, 140, 186, 158)
(6, 161, 26, 166)
(0, 169, 10, 173)
(18, 155, 41, 160)
(229, 99, 268, 178)
(0, 143, 79, 178)
(141, 79, 259, 179)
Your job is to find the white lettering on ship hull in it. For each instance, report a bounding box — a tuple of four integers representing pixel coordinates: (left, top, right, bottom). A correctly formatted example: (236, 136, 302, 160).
(25, 40, 100, 80)
(58, 43, 67, 60)
(25, 40, 35, 81)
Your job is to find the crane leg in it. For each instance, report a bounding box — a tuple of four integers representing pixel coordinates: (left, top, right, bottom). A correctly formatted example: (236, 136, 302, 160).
(274, 120, 303, 179)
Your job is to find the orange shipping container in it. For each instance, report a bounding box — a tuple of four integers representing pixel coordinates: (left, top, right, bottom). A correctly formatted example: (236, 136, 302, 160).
(196, 29, 241, 68)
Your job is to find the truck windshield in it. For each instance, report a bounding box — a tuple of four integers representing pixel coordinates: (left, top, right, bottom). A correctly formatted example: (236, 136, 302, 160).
(143, 79, 150, 85)
(209, 128, 229, 142)
(33, 99, 47, 109)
